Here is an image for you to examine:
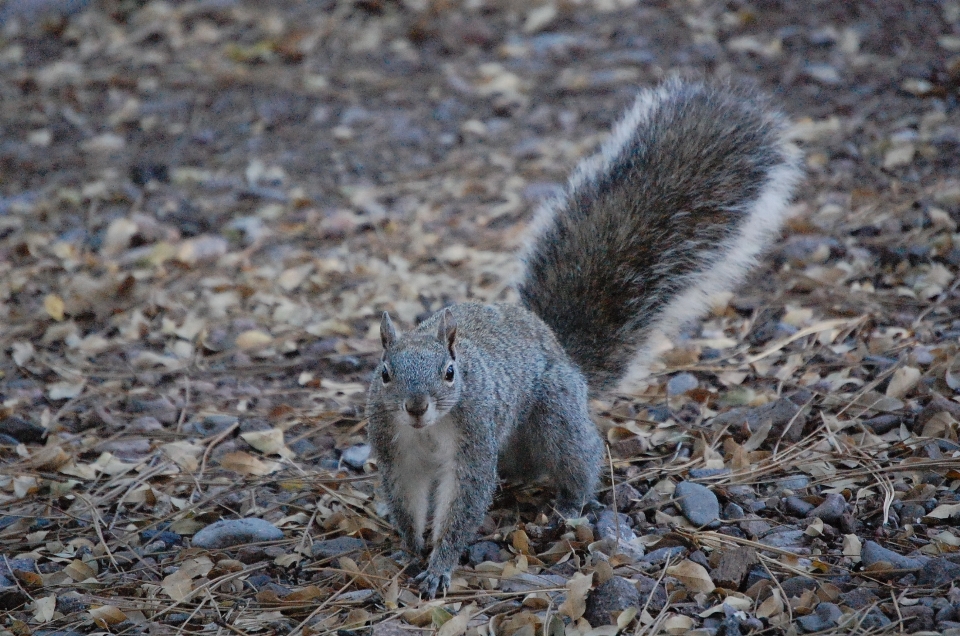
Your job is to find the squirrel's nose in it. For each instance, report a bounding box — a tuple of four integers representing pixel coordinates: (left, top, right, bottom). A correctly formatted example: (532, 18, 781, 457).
(404, 395, 429, 417)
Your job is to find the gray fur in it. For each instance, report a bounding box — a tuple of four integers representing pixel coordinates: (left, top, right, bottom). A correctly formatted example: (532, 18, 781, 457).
(366, 78, 802, 598)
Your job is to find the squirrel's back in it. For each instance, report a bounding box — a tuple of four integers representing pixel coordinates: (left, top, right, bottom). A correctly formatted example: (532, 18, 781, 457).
(517, 78, 802, 391)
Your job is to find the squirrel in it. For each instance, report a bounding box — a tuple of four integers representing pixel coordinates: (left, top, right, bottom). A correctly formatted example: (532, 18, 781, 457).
(366, 77, 802, 597)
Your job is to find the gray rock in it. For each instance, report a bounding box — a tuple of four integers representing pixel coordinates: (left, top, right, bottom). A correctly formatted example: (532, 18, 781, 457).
(784, 496, 815, 516)
(723, 503, 744, 520)
(191, 414, 239, 436)
(807, 493, 847, 524)
(585, 577, 639, 627)
(675, 481, 720, 527)
(861, 540, 926, 570)
(780, 576, 818, 599)
(798, 602, 842, 632)
(777, 475, 810, 491)
(595, 511, 636, 542)
(192, 518, 283, 549)
(667, 373, 698, 395)
(759, 528, 805, 549)
(840, 588, 880, 609)
(0, 417, 45, 444)
(862, 414, 903, 434)
(634, 574, 667, 612)
(602, 482, 641, 510)
(340, 444, 371, 469)
(860, 609, 892, 631)
(709, 399, 806, 443)
(688, 468, 731, 479)
(467, 541, 503, 566)
(917, 558, 960, 587)
(901, 605, 935, 632)
(640, 546, 686, 565)
(311, 536, 367, 560)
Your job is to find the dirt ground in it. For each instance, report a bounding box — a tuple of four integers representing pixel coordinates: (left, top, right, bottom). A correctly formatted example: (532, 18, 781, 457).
(2, 0, 960, 634)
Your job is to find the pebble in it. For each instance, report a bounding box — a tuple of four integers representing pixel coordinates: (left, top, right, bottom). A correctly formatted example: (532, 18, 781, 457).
(311, 536, 367, 559)
(634, 574, 668, 612)
(780, 576, 818, 599)
(722, 502, 744, 520)
(759, 528, 805, 549)
(191, 518, 283, 549)
(917, 558, 960, 587)
(340, 444, 371, 469)
(861, 609, 892, 630)
(798, 602, 842, 632)
(784, 496, 815, 516)
(688, 467, 731, 479)
(900, 605, 935, 632)
(467, 541, 503, 566)
(640, 546, 686, 565)
(667, 372, 698, 395)
(585, 577, 639, 628)
(807, 493, 847, 524)
(675, 481, 720, 527)
(860, 540, 926, 570)
(709, 398, 806, 443)
(191, 414, 239, 436)
(602, 482, 641, 510)
(862, 414, 903, 434)
(595, 511, 636, 542)
(840, 588, 880, 609)
(777, 475, 811, 491)
(0, 416, 45, 444)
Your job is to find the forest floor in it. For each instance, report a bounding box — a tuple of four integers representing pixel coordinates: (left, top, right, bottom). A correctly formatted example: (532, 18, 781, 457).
(1, 0, 960, 635)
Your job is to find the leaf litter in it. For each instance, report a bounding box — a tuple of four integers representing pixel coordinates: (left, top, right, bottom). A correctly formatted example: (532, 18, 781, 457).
(0, 0, 959, 635)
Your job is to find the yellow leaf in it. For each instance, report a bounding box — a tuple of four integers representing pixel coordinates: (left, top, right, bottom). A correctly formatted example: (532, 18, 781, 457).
(44, 294, 65, 321)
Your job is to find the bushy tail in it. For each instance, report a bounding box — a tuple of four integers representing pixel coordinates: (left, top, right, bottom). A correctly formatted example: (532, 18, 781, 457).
(517, 78, 802, 392)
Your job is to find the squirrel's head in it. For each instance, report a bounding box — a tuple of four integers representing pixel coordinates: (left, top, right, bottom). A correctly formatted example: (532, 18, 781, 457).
(371, 308, 461, 430)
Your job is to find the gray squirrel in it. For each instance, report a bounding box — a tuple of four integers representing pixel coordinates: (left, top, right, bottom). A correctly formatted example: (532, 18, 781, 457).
(366, 78, 802, 597)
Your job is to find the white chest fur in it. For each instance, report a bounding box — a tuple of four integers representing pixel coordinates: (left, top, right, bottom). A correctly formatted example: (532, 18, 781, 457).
(393, 417, 459, 545)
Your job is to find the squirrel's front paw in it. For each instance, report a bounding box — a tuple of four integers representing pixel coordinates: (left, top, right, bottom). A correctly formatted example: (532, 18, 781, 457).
(414, 569, 451, 599)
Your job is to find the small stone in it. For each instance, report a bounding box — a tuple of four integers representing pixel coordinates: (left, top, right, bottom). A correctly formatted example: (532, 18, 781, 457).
(595, 511, 636, 542)
(602, 482, 641, 510)
(711, 546, 757, 590)
(688, 468, 731, 479)
(584, 576, 640, 627)
(0, 417, 45, 444)
(917, 558, 960, 587)
(667, 372, 698, 395)
(862, 414, 903, 434)
(467, 541, 502, 566)
(840, 588, 880, 609)
(784, 496, 815, 516)
(340, 444, 371, 469)
(861, 609, 893, 631)
(675, 481, 720, 527)
(807, 493, 847, 524)
(192, 414, 239, 436)
(633, 574, 668, 612)
(759, 528, 805, 549)
(798, 602, 842, 632)
(191, 518, 283, 549)
(780, 576, 818, 599)
(777, 475, 810, 491)
(311, 536, 367, 560)
(901, 605, 935, 632)
(639, 546, 686, 565)
(722, 503, 744, 520)
(860, 540, 926, 570)
(709, 399, 806, 444)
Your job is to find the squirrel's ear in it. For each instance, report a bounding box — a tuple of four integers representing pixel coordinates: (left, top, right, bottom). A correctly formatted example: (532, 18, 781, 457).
(437, 307, 457, 358)
(380, 312, 397, 349)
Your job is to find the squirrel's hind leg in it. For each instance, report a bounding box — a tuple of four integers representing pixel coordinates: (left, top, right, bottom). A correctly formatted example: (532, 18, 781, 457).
(521, 372, 604, 517)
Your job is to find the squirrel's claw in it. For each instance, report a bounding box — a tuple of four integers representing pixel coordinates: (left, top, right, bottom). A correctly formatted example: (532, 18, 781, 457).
(415, 570, 451, 599)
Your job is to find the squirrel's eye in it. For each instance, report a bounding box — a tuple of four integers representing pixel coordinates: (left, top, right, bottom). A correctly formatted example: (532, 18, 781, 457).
(444, 363, 455, 382)
(381, 366, 391, 384)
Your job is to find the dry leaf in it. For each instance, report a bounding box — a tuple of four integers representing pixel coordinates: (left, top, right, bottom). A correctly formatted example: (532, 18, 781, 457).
(236, 329, 273, 350)
(927, 503, 960, 519)
(241, 428, 294, 458)
(661, 614, 695, 634)
(89, 605, 128, 627)
(32, 594, 56, 623)
(886, 366, 921, 399)
(220, 451, 282, 475)
(558, 571, 592, 620)
(437, 604, 475, 636)
(756, 589, 784, 619)
(665, 560, 716, 593)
